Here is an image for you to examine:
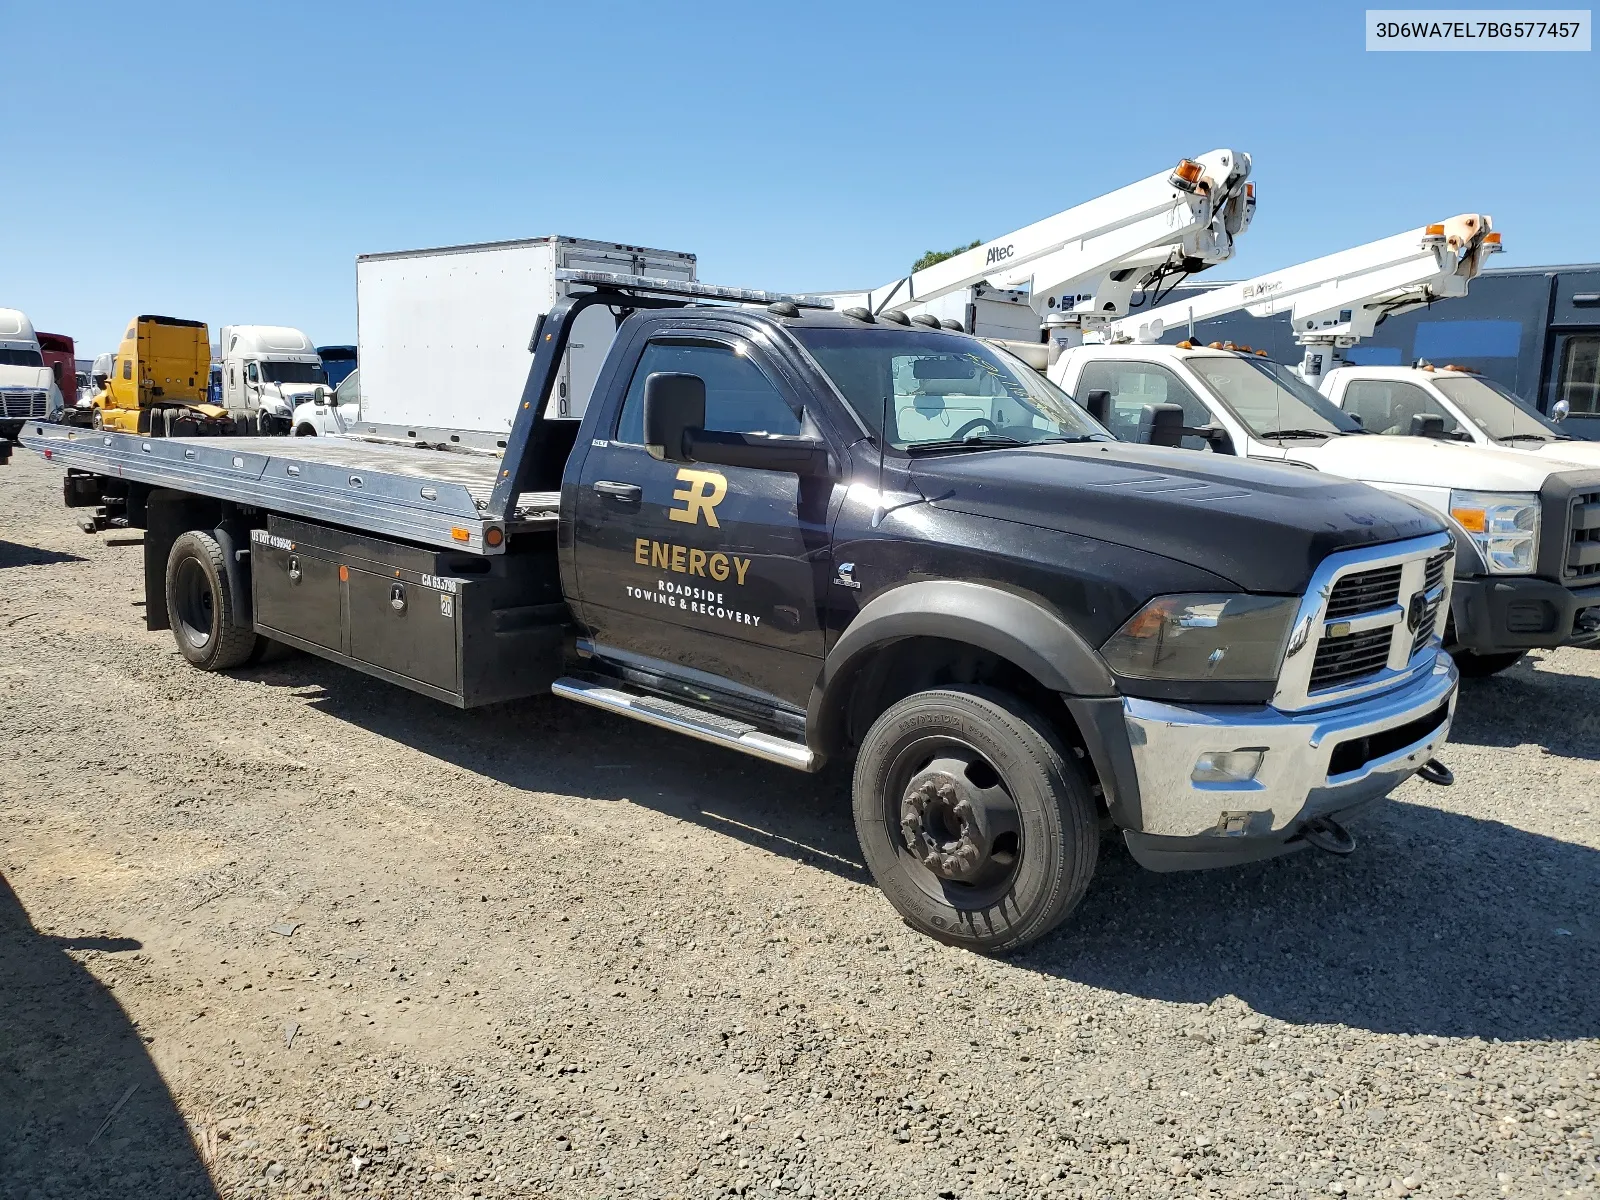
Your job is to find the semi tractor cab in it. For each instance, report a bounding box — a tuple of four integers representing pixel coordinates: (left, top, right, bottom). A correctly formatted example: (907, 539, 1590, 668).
(1054, 342, 1600, 673)
(23, 271, 1460, 953)
(316, 345, 358, 389)
(218, 325, 329, 433)
(0, 307, 61, 441)
(91, 315, 217, 434)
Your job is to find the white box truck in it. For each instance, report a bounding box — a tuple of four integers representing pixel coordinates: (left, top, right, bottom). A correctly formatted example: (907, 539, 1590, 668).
(323, 237, 695, 443)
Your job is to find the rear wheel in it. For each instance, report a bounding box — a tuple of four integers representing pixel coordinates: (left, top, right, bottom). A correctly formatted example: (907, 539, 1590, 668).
(852, 687, 1098, 954)
(1453, 649, 1526, 677)
(165, 531, 259, 671)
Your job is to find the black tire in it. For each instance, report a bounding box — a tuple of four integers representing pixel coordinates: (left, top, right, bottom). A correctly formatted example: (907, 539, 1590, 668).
(294, 423, 317, 437)
(852, 687, 1098, 954)
(1453, 649, 1526, 677)
(165, 531, 259, 671)
(90, 407, 104, 430)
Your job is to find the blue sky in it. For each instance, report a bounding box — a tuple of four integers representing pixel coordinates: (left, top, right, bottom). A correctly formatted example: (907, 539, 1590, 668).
(6, 1, 1596, 355)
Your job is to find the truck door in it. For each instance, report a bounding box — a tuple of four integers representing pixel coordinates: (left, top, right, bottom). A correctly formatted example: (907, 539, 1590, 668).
(571, 333, 831, 709)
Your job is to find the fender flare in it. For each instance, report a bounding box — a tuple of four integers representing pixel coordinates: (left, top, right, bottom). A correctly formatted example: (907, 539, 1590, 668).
(807, 579, 1117, 758)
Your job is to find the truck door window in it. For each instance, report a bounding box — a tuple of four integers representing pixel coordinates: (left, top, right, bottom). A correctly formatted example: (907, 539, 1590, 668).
(1342, 380, 1460, 437)
(1557, 335, 1600, 418)
(246, 362, 259, 384)
(615, 341, 800, 444)
(1074, 360, 1213, 449)
(122, 359, 131, 380)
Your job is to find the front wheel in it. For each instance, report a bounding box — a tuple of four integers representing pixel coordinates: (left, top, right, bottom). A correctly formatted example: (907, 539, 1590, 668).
(852, 687, 1098, 954)
(165, 531, 259, 671)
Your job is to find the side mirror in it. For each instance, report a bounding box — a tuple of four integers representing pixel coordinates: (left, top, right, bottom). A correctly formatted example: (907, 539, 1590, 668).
(1552, 398, 1571, 422)
(1410, 413, 1446, 439)
(1136, 403, 1186, 448)
(313, 386, 327, 404)
(1346, 412, 1364, 428)
(643, 372, 705, 462)
(1084, 389, 1111, 424)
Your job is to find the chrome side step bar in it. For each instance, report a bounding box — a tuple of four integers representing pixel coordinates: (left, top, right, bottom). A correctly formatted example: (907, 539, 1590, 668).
(552, 677, 817, 772)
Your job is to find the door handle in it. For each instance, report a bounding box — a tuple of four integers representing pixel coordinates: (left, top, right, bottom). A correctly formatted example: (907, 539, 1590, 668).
(593, 480, 642, 503)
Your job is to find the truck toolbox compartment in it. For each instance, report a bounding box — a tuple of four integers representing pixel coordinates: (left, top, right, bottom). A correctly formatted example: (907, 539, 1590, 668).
(346, 568, 460, 692)
(250, 515, 567, 707)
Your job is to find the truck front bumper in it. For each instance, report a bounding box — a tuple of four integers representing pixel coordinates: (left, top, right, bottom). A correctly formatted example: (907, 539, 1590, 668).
(1449, 576, 1600, 653)
(1118, 654, 1458, 872)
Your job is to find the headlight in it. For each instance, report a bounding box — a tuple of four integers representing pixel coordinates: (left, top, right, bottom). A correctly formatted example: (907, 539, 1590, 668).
(1448, 490, 1539, 574)
(1101, 593, 1298, 681)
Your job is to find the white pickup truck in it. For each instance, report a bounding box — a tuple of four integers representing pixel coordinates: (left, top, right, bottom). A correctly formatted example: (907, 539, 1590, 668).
(1052, 342, 1600, 674)
(1318, 363, 1600, 466)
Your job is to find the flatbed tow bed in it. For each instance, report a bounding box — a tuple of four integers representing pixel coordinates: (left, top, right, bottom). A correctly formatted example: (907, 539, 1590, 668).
(24, 427, 558, 555)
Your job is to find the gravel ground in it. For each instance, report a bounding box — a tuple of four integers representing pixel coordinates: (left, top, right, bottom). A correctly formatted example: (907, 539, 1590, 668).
(0, 449, 1595, 1200)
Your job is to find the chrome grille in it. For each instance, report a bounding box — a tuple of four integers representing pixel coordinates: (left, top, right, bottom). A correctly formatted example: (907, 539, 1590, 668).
(1274, 533, 1454, 710)
(0, 390, 47, 418)
(1423, 550, 1449, 592)
(1311, 627, 1394, 690)
(1568, 490, 1600, 579)
(1324, 565, 1402, 619)
(1408, 550, 1452, 657)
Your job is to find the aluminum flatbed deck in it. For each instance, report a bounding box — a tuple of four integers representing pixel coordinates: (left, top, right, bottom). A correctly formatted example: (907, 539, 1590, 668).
(19, 423, 558, 555)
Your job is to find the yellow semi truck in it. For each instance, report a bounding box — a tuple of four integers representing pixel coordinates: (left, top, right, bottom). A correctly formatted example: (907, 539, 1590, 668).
(92, 315, 236, 435)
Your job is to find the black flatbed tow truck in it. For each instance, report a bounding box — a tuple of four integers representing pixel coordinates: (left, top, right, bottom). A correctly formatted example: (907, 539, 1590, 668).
(23, 270, 1460, 952)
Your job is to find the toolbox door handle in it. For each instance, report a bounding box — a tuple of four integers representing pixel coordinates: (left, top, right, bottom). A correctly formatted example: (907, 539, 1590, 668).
(287, 554, 301, 583)
(593, 480, 642, 504)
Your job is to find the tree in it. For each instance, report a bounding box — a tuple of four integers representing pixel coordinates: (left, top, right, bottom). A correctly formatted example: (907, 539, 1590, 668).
(912, 240, 981, 273)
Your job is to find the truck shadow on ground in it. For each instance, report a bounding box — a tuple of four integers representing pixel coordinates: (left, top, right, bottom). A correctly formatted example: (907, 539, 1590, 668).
(1025, 805, 1597, 1043)
(262, 655, 1595, 1045)
(0, 874, 218, 1199)
(1444, 652, 1600, 759)
(0, 539, 88, 569)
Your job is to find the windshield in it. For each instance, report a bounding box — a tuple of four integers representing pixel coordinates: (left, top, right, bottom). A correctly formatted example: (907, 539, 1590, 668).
(0, 348, 43, 368)
(793, 327, 1109, 451)
(261, 360, 328, 385)
(1433, 373, 1566, 441)
(1188, 356, 1360, 438)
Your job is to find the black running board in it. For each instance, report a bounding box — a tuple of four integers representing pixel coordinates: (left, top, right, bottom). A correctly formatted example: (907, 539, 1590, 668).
(552, 677, 817, 771)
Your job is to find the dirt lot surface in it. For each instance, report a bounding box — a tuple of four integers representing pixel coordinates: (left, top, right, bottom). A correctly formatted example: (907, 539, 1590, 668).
(0, 450, 1596, 1200)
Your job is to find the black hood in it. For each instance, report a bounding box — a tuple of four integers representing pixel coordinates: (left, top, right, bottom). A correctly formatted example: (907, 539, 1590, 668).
(910, 441, 1442, 593)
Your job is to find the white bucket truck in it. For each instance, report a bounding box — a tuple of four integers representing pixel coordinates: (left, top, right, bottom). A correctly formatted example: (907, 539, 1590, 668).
(1050, 218, 1600, 674)
(1318, 361, 1600, 468)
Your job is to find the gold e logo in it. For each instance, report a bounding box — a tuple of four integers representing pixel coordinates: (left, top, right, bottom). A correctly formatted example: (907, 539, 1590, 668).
(668, 467, 728, 528)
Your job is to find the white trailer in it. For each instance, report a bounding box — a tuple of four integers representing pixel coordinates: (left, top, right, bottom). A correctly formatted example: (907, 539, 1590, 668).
(343, 237, 695, 444)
